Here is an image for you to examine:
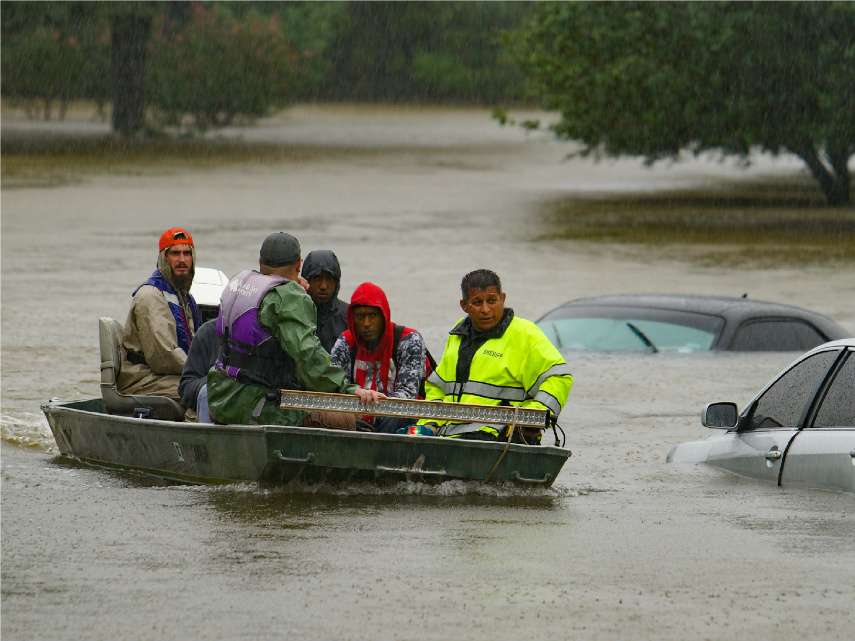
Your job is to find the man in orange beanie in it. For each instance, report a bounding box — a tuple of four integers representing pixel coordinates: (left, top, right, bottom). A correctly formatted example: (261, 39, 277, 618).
(118, 227, 201, 401)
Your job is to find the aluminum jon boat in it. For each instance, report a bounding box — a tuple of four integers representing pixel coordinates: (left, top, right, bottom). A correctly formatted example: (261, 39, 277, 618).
(41, 393, 571, 486)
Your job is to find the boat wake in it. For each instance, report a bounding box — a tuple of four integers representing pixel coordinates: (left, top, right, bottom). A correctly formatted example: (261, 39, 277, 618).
(0, 412, 56, 452)
(169, 478, 599, 500)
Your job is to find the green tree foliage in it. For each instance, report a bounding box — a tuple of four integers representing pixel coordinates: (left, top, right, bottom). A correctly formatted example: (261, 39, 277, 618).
(146, 4, 297, 131)
(224, 1, 344, 100)
(2, 1, 299, 135)
(325, 1, 530, 102)
(3, 1, 531, 135)
(1, 2, 110, 119)
(514, 2, 855, 205)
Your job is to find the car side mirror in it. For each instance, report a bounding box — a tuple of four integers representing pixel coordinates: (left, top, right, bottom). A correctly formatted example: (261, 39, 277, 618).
(702, 402, 738, 429)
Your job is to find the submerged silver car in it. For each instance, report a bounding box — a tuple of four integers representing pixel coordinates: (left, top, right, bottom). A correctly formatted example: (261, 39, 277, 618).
(667, 338, 855, 493)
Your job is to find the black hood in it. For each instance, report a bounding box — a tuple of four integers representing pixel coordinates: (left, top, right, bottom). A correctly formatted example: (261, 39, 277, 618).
(301, 250, 347, 351)
(302, 250, 341, 281)
(301, 250, 342, 308)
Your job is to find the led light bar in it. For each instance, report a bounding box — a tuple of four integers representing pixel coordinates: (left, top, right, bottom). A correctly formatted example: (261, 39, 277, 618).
(279, 389, 550, 428)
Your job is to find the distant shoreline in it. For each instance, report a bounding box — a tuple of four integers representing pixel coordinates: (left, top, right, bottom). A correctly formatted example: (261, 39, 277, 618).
(3, 101, 852, 267)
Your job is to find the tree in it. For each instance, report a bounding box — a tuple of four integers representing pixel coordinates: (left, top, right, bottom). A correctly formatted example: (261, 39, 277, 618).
(146, 4, 297, 131)
(1, 1, 154, 135)
(110, 3, 154, 136)
(513, 2, 855, 205)
(2, 1, 300, 136)
(1, 2, 110, 120)
(326, 1, 530, 103)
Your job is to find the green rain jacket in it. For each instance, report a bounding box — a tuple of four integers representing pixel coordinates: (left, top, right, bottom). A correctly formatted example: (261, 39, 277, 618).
(207, 280, 357, 425)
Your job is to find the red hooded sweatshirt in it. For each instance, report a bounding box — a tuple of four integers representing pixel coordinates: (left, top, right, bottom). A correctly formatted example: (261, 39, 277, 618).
(341, 282, 415, 393)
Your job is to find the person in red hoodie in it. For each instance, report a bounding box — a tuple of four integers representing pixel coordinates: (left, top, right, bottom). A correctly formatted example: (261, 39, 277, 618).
(330, 282, 428, 433)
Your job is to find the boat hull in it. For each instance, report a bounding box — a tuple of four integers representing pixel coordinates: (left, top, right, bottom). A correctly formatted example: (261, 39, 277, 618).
(42, 399, 571, 486)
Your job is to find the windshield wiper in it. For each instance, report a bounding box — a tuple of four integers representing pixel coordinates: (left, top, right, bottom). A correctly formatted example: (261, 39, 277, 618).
(626, 322, 659, 353)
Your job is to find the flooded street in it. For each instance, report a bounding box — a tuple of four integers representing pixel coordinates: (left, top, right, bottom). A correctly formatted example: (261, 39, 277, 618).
(2, 106, 854, 640)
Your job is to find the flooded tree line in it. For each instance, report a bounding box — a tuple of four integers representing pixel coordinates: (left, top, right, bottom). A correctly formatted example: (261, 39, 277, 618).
(2, 1, 852, 205)
(1, 2, 530, 132)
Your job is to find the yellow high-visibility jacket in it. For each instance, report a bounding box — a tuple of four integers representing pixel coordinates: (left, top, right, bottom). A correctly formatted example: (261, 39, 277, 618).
(420, 313, 573, 436)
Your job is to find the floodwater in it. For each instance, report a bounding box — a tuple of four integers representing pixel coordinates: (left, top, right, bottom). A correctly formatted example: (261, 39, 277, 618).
(2, 106, 854, 641)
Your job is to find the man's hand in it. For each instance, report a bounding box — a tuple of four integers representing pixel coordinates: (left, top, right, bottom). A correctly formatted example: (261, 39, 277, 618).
(354, 388, 386, 404)
(297, 276, 310, 291)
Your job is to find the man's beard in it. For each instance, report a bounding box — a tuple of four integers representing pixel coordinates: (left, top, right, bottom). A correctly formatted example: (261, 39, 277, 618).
(171, 272, 193, 292)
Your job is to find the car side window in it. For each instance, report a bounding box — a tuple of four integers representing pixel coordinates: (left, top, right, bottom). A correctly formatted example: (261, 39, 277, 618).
(731, 320, 826, 351)
(813, 353, 855, 428)
(744, 350, 838, 430)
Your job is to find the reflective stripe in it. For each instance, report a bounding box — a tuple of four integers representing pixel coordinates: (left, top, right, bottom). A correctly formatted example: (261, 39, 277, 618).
(433, 368, 570, 405)
(432, 376, 563, 415)
(461, 380, 526, 402)
(427, 370, 456, 394)
(251, 396, 266, 422)
(162, 291, 180, 307)
(441, 422, 503, 437)
(527, 363, 574, 397)
(533, 390, 562, 416)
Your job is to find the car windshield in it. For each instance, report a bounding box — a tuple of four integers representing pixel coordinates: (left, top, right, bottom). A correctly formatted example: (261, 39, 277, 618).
(537, 305, 725, 353)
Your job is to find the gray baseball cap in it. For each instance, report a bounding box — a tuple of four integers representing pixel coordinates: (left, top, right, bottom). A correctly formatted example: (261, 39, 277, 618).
(260, 232, 301, 267)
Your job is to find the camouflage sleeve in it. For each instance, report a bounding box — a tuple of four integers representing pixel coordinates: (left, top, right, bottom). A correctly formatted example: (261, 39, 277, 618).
(392, 331, 426, 399)
(329, 335, 353, 383)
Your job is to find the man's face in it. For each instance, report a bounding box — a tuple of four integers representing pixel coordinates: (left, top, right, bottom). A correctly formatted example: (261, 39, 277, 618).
(307, 272, 336, 305)
(165, 244, 193, 278)
(460, 286, 506, 332)
(352, 305, 384, 344)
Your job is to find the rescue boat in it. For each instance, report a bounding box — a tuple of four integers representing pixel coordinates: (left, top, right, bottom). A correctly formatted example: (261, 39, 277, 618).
(42, 268, 570, 487)
(41, 396, 571, 486)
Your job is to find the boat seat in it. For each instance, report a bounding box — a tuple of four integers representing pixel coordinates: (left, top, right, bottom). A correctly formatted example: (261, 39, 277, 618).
(99, 317, 185, 421)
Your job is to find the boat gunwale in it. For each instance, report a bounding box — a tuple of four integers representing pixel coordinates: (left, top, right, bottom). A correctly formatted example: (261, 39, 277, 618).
(42, 398, 571, 459)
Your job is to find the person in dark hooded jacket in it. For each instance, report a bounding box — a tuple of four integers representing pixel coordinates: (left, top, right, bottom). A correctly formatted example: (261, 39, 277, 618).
(178, 318, 218, 421)
(301, 250, 349, 351)
(330, 282, 428, 432)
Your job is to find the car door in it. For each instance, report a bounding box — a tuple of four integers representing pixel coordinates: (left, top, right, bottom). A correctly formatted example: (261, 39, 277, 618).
(708, 349, 841, 483)
(781, 348, 855, 492)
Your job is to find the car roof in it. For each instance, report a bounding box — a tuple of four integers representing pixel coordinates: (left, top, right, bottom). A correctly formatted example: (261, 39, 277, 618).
(546, 294, 850, 345)
(557, 293, 838, 322)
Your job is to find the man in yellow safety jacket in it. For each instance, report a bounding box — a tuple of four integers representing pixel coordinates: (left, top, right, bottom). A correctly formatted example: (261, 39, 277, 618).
(418, 269, 573, 443)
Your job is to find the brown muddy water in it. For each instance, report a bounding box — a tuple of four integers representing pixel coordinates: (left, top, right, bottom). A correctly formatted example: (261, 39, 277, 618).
(2, 106, 854, 641)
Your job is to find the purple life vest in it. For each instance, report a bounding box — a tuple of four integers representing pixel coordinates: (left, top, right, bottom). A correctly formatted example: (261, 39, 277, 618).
(216, 270, 298, 390)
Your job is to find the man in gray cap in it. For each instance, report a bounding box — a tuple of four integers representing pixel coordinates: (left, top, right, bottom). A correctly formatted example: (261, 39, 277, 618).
(207, 232, 382, 427)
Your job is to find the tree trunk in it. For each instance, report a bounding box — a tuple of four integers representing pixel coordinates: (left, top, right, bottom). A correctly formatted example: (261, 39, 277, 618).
(794, 145, 852, 206)
(111, 13, 151, 137)
(827, 147, 852, 206)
